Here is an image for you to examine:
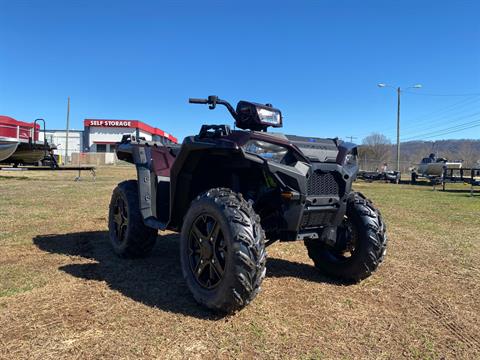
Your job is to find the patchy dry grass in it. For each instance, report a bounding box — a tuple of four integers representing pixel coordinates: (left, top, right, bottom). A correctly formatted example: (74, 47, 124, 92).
(0, 263, 46, 298)
(0, 166, 479, 359)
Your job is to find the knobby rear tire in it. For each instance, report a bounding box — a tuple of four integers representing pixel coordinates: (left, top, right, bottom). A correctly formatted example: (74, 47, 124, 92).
(108, 180, 157, 258)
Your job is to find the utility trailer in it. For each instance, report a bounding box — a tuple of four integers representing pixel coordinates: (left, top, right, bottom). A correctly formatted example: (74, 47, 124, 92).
(440, 167, 480, 196)
(357, 170, 400, 184)
(410, 170, 445, 186)
(0, 165, 96, 181)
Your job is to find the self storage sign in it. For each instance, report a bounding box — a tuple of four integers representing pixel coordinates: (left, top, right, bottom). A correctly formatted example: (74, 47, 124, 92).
(86, 120, 132, 127)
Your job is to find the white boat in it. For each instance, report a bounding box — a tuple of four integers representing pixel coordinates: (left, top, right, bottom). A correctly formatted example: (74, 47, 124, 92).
(417, 154, 462, 177)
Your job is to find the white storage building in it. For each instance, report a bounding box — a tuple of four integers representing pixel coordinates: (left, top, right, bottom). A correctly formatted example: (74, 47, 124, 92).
(83, 119, 177, 153)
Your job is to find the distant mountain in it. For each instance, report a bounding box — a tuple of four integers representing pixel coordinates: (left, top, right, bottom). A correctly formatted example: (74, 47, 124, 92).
(358, 139, 480, 171)
(400, 139, 480, 163)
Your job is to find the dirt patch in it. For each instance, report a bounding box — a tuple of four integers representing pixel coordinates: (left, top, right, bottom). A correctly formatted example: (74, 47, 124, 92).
(0, 168, 479, 359)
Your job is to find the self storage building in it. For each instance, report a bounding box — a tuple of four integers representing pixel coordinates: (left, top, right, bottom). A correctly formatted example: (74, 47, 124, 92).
(83, 119, 177, 153)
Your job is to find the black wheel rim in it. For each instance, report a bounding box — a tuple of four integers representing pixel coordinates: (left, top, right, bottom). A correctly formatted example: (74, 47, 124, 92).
(188, 214, 227, 289)
(112, 196, 128, 244)
(328, 217, 358, 261)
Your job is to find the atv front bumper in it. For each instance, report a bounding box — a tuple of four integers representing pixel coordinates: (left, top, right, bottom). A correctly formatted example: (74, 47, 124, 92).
(265, 160, 357, 241)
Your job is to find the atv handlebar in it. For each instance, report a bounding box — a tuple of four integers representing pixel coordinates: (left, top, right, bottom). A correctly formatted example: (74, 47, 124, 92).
(189, 95, 238, 120)
(188, 98, 209, 104)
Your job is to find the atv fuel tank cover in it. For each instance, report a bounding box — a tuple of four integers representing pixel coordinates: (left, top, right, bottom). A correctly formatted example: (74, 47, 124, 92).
(285, 134, 338, 150)
(285, 135, 339, 163)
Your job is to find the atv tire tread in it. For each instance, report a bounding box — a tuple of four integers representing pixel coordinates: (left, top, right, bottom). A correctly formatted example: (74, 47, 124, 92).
(305, 192, 387, 281)
(108, 180, 157, 258)
(180, 188, 267, 313)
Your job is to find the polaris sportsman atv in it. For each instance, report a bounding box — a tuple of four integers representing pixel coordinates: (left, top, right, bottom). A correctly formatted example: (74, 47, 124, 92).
(108, 96, 387, 313)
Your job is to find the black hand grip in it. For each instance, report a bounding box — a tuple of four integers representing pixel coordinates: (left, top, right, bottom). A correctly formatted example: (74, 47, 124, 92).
(189, 98, 208, 104)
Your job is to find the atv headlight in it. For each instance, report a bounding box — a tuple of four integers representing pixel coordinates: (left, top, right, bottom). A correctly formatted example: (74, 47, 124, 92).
(242, 140, 288, 163)
(257, 108, 282, 126)
(235, 101, 283, 131)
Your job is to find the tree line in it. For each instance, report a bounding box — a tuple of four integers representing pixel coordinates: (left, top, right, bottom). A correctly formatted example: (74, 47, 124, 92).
(357, 133, 480, 173)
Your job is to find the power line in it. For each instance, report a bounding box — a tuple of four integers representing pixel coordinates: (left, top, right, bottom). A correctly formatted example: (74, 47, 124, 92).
(403, 91, 480, 97)
(379, 103, 480, 139)
(400, 111, 480, 137)
(400, 97, 480, 130)
(410, 123, 480, 140)
(382, 98, 480, 137)
(356, 98, 480, 140)
(402, 119, 480, 141)
(404, 119, 480, 139)
(357, 95, 480, 141)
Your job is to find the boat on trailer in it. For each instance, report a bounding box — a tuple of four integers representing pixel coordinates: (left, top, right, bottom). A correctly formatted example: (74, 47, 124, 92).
(417, 153, 462, 177)
(411, 153, 463, 184)
(0, 115, 54, 165)
(0, 141, 19, 161)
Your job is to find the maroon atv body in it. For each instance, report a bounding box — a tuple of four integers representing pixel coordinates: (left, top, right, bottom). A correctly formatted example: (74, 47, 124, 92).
(108, 96, 387, 313)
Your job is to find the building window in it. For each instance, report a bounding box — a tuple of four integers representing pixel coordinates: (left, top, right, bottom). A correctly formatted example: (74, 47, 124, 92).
(109, 144, 116, 153)
(96, 144, 106, 152)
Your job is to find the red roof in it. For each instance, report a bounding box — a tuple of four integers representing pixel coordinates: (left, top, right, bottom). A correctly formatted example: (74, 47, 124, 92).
(84, 119, 177, 143)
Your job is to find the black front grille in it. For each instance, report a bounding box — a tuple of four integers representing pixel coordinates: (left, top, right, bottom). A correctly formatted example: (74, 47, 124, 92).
(307, 171, 342, 196)
(300, 211, 336, 228)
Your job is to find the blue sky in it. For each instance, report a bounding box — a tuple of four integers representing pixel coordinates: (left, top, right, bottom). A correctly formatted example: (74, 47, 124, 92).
(1, 0, 479, 142)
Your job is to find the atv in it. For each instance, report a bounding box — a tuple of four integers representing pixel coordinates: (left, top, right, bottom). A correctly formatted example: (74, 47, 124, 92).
(108, 96, 387, 313)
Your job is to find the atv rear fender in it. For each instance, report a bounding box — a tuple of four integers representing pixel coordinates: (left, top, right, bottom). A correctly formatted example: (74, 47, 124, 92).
(116, 140, 173, 230)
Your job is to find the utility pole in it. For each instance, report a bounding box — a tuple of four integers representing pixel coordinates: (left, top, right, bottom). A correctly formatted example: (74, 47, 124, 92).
(346, 136, 357, 143)
(65, 97, 70, 164)
(396, 87, 401, 173)
(377, 83, 422, 172)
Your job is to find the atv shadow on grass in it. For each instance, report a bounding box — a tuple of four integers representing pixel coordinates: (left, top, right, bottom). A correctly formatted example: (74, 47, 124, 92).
(33, 231, 345, 319)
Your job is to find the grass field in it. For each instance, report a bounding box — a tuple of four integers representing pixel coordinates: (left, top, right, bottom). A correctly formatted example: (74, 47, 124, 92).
(0, 166, 479, 359)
